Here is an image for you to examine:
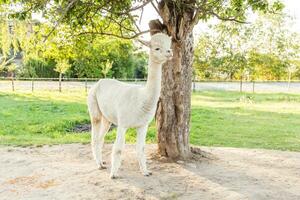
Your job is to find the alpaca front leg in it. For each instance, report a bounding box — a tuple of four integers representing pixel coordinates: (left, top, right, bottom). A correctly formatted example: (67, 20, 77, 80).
(110, 127, 127, 179)
(136, 125, 152, 176)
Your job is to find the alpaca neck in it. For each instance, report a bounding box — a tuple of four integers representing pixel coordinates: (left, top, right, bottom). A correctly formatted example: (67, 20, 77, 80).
(144, 57, 162, 104)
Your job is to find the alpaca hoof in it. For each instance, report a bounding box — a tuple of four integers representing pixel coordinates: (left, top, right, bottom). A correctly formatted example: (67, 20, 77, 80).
(97, 162, 107, 170)
(110, 174, 119, 179)
(98, 165, 106, 170)
(143, 171, 152, 176)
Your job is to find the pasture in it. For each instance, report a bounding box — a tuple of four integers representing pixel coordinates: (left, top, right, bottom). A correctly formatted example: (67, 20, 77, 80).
(1, 90, 299, 151)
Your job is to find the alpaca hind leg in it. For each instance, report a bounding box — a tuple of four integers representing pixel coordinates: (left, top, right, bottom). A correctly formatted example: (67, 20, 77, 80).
(136, 125, 152, 176)
(97, 117, 111, 168)
(110, 127, 127, 179)
(91, 118, 106, 169)
(87, 92, 105, 169)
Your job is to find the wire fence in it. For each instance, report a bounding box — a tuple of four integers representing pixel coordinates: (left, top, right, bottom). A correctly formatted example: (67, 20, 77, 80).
(0, 77, 300, 93)
(0, 77, 146, 93)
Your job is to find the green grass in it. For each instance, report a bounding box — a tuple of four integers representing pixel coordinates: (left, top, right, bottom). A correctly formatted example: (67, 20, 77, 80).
(0, 91, 90, 146)
(0, 90, 299, 151)
(190, 91, 300, 151)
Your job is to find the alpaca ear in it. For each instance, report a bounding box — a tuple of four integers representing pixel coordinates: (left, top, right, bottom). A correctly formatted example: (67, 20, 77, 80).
(137, 39, 151, 47)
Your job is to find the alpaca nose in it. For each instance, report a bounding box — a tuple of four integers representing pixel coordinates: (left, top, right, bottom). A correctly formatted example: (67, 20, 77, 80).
(166, 50, 173, 59)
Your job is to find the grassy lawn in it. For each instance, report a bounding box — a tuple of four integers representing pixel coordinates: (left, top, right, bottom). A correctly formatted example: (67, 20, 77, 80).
(191, 91, 300, 151)
(0, 90, 300, 151)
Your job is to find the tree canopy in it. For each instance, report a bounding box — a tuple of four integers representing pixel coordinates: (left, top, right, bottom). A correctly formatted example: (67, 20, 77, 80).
(194, 13, 300, 80)
(1, 0, 284, 39)
(0, 9, 148, 78)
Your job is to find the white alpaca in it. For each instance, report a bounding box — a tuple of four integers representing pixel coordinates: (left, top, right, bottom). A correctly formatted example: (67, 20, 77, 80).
(87, 33, 172, 178)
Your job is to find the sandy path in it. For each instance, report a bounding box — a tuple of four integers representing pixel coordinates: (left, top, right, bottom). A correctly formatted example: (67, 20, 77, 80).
(0, 144, 299, 200)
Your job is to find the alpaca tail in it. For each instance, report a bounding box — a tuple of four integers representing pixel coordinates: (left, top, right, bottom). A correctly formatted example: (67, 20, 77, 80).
(87, 81, 102, 123)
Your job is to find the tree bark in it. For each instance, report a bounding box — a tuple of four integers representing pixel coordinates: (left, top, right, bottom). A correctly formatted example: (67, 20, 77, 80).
(152, 0, 196, 159)
(156, 33, 194, 159)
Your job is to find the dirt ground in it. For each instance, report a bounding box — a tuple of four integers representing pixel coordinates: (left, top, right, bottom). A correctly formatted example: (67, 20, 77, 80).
(0, 144, 299, 200)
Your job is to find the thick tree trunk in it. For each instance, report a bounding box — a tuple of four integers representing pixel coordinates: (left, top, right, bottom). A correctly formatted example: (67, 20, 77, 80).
(150, 0, 196, 159)
(156, 33, 194, 159)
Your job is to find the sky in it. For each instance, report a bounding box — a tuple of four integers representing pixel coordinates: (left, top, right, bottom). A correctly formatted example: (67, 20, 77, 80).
(137, 0, 300, 40)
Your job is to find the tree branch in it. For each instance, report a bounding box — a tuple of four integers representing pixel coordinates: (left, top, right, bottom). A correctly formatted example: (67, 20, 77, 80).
(210, 11, 249, 24)
(75, 29, 150, 39)
(128, 0, 153, 12)
(0, 56, 16, 69)
(43, 0, 78, 42)
(189, 10, 200, 30)
(42, 0, 152, 41)
(150, 1, 160, 16)
(101, 0, 153, 15)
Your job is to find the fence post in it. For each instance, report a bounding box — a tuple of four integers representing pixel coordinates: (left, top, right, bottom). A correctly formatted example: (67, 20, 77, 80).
(31, 78, 34, 92)
(193, 79, 196, 92)
(239, 78, 243, 93)
(287, 71, 291, 92)
(11, 76, 15, 92)
(85, 78, 88, 93)
(59, 74, 62, 92)
(252, 81, 255, 93)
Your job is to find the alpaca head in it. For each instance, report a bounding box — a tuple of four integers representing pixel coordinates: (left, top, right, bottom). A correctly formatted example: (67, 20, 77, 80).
(139, 33, 173, 64)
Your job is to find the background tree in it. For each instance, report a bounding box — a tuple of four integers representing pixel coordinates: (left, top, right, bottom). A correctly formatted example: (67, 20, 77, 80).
(195, 22, 251, 80)
(0, 15, 22, 75)
(41, 25, 74, 92)
(194, 11, 300, 82)
(54, 59, 71, 92)
(70, 36, 137, 78)
(102, 60, 113, 78)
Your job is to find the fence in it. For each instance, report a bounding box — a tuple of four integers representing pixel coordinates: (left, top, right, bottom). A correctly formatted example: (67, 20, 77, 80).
(0, 77, 146, 93)
(0, 77, 300, 93)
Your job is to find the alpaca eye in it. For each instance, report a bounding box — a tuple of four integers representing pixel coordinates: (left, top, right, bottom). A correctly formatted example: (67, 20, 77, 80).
(155, 48, 160, 51)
